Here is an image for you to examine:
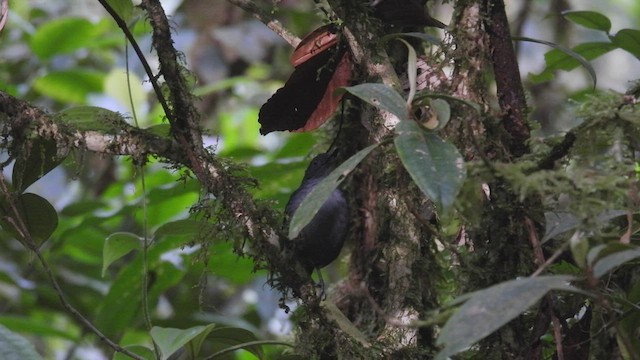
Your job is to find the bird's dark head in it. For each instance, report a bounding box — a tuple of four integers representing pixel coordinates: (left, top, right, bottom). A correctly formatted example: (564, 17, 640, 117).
(302, 151, 339, 181)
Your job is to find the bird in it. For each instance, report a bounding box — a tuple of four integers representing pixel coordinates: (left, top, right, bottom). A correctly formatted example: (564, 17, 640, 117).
(371, 0, 447, 29)
(284, 152, 350, 291)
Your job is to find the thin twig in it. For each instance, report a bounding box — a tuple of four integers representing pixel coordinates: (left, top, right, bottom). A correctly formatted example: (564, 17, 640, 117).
(0, 174, 144, 360)
(203, 340, 293, 360)
(226, 0, 300, 47)
(97, 0, 173, 124)
(531, 242, 569, 277)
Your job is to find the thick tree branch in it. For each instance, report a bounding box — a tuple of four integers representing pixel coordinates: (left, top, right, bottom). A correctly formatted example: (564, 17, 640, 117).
(482, 0, 530, 157)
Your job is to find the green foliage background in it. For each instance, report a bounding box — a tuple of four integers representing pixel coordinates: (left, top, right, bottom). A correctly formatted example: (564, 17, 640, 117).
(1, 0, 640, 359)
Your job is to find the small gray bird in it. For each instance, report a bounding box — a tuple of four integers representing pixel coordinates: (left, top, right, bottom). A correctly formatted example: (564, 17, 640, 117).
(284, 152, 349, 285)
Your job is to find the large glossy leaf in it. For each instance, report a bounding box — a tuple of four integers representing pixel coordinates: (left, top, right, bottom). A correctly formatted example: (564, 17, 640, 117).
(12, 137, 67, 192)
(562, 10, 611, 33)
(342, 84, 408, 121)
(0, 193, 58, 246)
(289, 143, 379, 239)
(611, 29, 640, 59)
(205, 327, 264, 359)
(516, 37, 605, 87)
(394, 120, 465, 210)
(102, 232, 141, 277)
(150, 324, 216, 360)
(0, 324, 43, 360)
(436, 276, 577, 359)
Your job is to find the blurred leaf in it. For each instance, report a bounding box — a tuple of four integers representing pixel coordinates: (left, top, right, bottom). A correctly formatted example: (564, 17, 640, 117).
(592, 246, 640, 278)
(56, 106, 128, 132)
(342, 84, 408, 120)
(208, 241, 264, 284)
(0, 324, 43, 360)
(542, 212, 579, 242)
(0, 316, 77, 341)
(542, 210, 626, 243)
(394, 120, 466, 210)
(272, 132, 315, 159)
(154, 219, 214, 240)
(516, 37, 605, 87)
(33, 70, 105, 104)
(29, 17, 107, 60)
(102, 232, 141, 277)
(104, 68, 147, 116)
(94, 260, 143, 338)
(219, 109, 261, 157)
(611, 29, 640, 59)
(61, 200, 105, 217)
(569, 231, 589, 268)
(436, 276, 577, 359)
(12, 137, 67, 192)
(289, 143, 379, 239)
(106, 0, 134, 22)
(0, 193, 58, 246)
(151, 324, 216, 360)
(562, 10, 611, 33)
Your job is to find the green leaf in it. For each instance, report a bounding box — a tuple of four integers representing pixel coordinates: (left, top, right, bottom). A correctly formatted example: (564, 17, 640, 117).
(0, 316, 78, 341)
(56, 106, 128, 132)
(151, 324, 216, 360)
(0, 193, 58, 246)
(395, 38, 418, 105)
(154, 219, 216, 240)
(12, 138, 67, 192)
(289, 144, 380, 239)
(29, 17, 108, 60)
(592, 246, 640, 278)
(611, 29, 640, 59)
(421, 98, 451, 130)
(104, 68, 147, 116)
(106, 0, 134, 22)
(102, 232, 141, 277)
(413, 93, 481, 114)
(323, 302, 371, 348)
(205, 327, 264, 359)
(436, 276, 577, 360)
(0, 324, 44, 360)
(342, 84, 408, 120)
(562, 10, 611, 33)
(60, 200, 105, 217)
(394, 121, 466, 210)
(112, 345, 155, 360)
(33, 70, 105, 104)
(542, 210, 626, 242)
(569, 231, 589, 268)
(515, 37, 605, 87)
